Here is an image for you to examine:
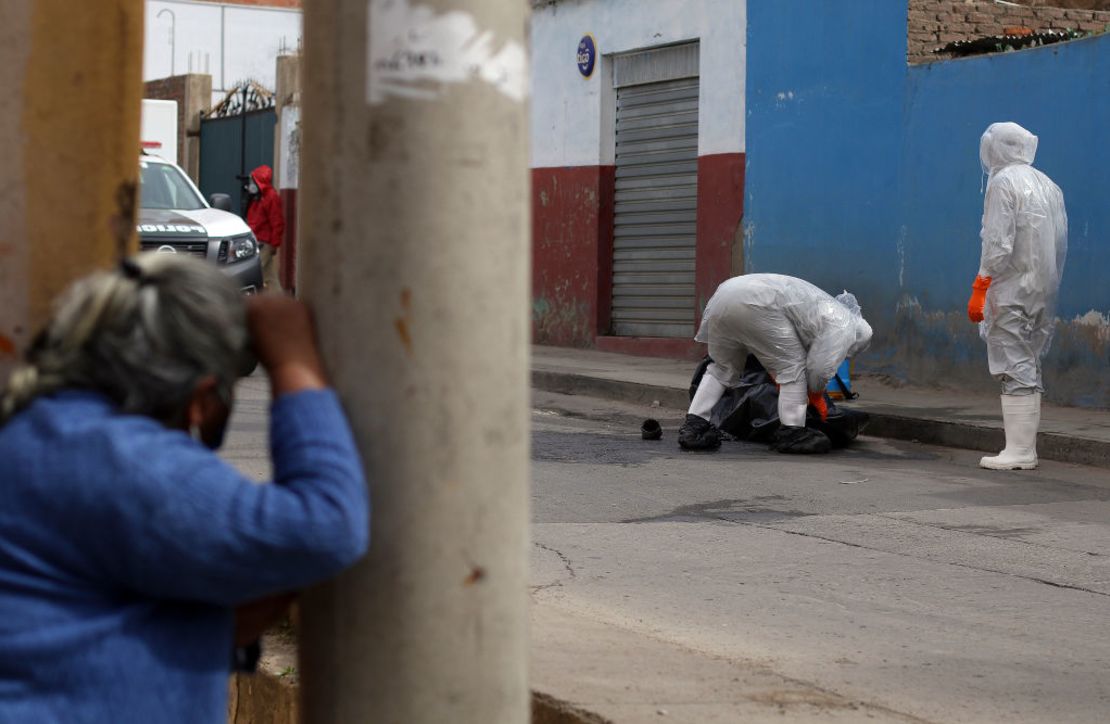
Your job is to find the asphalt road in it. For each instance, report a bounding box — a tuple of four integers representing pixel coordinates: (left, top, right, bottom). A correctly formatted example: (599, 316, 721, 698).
(221, 375, 1110, 722)
(529, 389, 1110, 723)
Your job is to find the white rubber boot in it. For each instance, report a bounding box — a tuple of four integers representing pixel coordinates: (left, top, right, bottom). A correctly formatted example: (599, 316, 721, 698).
(689, 372, 727, 421)
(979, 393, 1040, 470)
(777, 380, 808, 428)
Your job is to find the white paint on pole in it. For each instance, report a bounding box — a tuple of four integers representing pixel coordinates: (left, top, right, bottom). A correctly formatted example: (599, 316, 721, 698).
(366, 0, 528, 104)
(278, 105, 300, 189)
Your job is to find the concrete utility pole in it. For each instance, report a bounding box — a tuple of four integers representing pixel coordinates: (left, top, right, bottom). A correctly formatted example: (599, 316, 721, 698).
(298, 0, 530, 722)
(0, 0, 144, 379)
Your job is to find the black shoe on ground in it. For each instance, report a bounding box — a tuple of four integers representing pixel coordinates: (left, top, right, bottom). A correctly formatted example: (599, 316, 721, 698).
(678, 414, 721, 451)
(770, 425, 831, 454)
(641, 418, 663, 440)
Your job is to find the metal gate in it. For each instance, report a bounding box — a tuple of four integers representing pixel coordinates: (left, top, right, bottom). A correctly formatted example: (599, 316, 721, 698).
(611, 44, 700, 338)
(199, 82, 277, 217)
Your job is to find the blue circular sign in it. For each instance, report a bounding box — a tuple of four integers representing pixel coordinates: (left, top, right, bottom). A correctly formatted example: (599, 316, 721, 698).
(577, 34, 597, 78)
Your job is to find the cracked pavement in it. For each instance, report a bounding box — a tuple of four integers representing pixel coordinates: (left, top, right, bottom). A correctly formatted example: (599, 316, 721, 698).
(530, 389, 1110, 723)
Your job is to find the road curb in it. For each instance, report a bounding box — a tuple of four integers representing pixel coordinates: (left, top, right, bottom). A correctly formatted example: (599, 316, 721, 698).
(229, 669, 609, 724)
(532, 370, 690, 410)
(532, 691, 613, 724)
(532, 370, 1110, 468)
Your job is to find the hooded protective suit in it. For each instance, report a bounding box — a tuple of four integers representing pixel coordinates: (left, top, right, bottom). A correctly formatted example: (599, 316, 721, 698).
(246, 165, 285, 248)
(975, 122, 1067, 393)
(695, 274, 872, 393)
(246, 165, 285, 291)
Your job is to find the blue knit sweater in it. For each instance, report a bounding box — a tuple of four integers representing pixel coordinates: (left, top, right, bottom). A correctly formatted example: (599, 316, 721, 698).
(0, 389, 369, 723)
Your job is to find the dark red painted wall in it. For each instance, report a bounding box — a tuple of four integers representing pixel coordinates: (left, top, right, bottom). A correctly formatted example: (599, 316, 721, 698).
(695, 152, 745, 320)
(279, 188, 297, 292)
(532, 166, 614, 347)
(532, 153, 744, 358)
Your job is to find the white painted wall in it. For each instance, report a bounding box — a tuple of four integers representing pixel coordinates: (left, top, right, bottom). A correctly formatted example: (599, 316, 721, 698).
(530, 0, 745, 168)
(144, 0, 301, 105)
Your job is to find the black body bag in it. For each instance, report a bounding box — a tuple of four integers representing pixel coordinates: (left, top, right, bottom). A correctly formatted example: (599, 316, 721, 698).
(688, 355, 868, 448)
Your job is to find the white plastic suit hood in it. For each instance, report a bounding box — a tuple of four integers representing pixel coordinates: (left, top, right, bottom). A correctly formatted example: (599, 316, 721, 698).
(980, 122, 1038, 177)
(836, 291, 873, 358)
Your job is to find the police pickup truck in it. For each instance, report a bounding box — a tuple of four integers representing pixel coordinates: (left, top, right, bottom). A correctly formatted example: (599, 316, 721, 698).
(137, 155, 262, 293)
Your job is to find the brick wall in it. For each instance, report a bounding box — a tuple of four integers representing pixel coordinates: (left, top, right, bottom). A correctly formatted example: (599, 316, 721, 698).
(909, 0, 1110, 63)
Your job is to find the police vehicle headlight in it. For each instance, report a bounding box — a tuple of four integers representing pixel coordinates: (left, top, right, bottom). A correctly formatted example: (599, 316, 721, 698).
(231, 236, 257, 261)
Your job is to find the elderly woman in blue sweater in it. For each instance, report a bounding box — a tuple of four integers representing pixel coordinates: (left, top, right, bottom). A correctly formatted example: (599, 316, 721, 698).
(0, 254, 369, 722)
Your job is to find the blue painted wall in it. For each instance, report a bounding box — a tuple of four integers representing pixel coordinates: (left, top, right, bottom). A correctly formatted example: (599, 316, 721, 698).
(745, 0, 1110, 406)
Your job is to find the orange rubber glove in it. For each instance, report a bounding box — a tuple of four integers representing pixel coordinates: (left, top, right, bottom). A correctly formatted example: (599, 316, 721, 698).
(807, 391, 828, 422)
(967, 275, 992, 323)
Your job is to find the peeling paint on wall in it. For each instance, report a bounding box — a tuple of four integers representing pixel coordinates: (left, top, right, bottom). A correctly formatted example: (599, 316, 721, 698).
(531, 166, 612, 347)
(890, 296, 985, 379)
(873, 296, 1110, 407)
(897, 225, 907, 289)
(1047, 313, 1110, 407)
(1071, 310, 1110, 339)
(742, 221, 757, 274)
(532, 296, 592, 348)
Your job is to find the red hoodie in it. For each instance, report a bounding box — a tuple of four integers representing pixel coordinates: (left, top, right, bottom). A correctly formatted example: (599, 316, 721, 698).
(245, 165, 285, 248)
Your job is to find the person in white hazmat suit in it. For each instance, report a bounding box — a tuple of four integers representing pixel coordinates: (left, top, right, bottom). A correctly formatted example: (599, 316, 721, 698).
(680, 274, 873, 453)
(966, 122, 1067, 470)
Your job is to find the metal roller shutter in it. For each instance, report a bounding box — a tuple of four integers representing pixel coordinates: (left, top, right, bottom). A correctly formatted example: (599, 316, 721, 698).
(611, 45, 699, 338)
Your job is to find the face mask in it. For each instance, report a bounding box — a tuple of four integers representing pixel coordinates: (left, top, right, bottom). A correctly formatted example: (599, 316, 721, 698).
(248, 181, 259, 195)
(188, 386, 232, 451)
(191, 420, 228, 451)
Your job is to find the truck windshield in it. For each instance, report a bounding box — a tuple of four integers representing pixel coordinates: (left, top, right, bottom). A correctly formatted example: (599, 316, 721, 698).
(139, 161, 206, 211)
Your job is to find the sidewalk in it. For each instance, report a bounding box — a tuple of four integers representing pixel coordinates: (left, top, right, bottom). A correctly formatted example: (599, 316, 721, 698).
(530, 602, 911, 723)
(532, 345, 1110, 468)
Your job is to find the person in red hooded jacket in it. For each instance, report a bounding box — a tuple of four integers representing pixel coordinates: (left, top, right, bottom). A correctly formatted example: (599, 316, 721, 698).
(245, 165, 285, 291)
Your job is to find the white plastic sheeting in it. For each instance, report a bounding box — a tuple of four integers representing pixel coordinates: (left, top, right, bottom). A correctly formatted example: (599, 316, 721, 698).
(977, 122, 1068, 393)
(695, 273, 872, 393)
